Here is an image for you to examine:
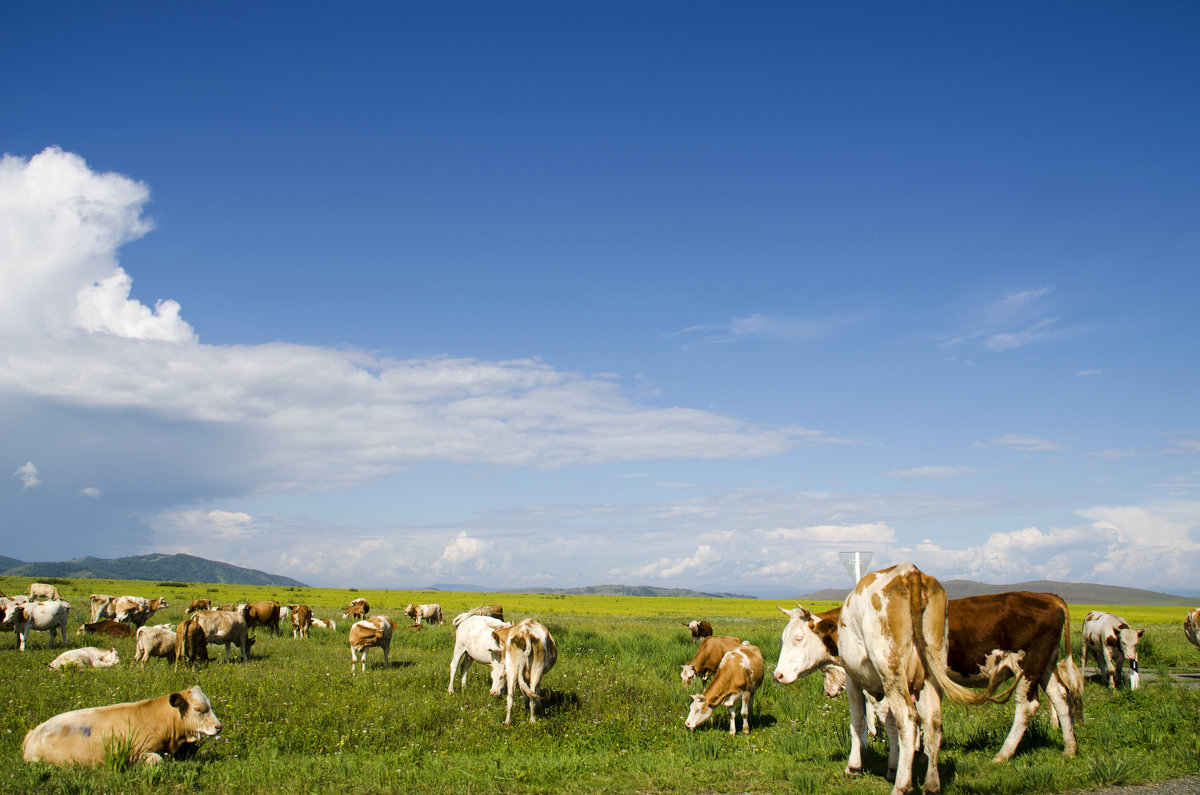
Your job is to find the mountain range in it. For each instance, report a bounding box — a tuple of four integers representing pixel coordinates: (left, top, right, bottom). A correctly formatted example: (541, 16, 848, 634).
(0, 553, 305, 587)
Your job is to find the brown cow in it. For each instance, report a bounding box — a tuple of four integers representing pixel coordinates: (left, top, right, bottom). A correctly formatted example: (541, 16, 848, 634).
(174, 617, 209, 668)
(77, 619, 134, 639)
(684, 642, 765, 734)
(242, 601, 282, 635)
(494, 619, 557, 725)
(290, 604, 313, 639)
(23, 686, 222, 766)
(186, 599, 212, 613)
(687, 620, 713, 640)
(343, 598, 370, 620)
(681, 635, 742, 687)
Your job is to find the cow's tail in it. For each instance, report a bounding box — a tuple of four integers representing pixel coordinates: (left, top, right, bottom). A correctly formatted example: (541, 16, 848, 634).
(906, 569, 1016, 706)
(1054, 603, 1085, 725)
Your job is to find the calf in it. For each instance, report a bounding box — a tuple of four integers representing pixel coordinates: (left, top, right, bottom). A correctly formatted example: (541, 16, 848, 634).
(50, 647, 121, 670)
(448, 614, 511, 694)
(23, 686, 222, 766)
(291, 604, 313, 639)
(343, 598, 370, 620)
(5, 599, 71, 650)
(687, 620, 713, 640)
(77, 619, 134, 639)
(684, 642, 765, 734)
(349, 615, 393, 672)
(89, 594, 116, 622)
(186, 598, 212, 613)
(134, 625, 178, 666)
(453, 604, 504, 625)
(681, 635, 742, 687)
(192, 607, 253, 662)
(495, 618, 557, 725)
(1082, 610, 1144, 689)
(1186, 608, 1200, 653)
(28, 583, 62, 601)
(404, 603, 444, 626)
(174, 617, 209, 667)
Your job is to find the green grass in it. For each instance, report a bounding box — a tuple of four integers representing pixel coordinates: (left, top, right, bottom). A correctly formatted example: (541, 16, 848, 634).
(1, 576, 1199, 793)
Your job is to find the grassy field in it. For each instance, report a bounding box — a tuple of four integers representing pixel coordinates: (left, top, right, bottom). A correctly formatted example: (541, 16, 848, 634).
(1, 576, 1199, 794)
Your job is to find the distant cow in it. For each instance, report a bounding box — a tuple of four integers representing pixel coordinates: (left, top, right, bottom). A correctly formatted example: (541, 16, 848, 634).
(1083, 610, 1144, 689)
(50, 646, 121, 670)
(242, 601, 282, 635)
(453, 604, 504, 626)
(404, 603, 444, 626)
(448, 614, 511, 694)
(186, 599, 212, 613)
(684, 642, 765, 734)
(687, 620, 713, 640)
(311, 617, 337, 631)
(495, 618, 557, 725)
(134, 625, 178, 666)
(28, 583, 61, 601)
(114, 596, 169, 628)
(174, 617, 209, 668)
(192, 606, 253, 662)
(290, 604, 313, 639)
(77, 619, 134, 639)
(89, 594, 116, 623)
(4, 599, 71, 651)
(1185, 608, 1200, 653)
(349, 615, 393, 672)
(343, 598, 370, 620)
(23, 686, 222, 766)
(681, 635, 742, 687)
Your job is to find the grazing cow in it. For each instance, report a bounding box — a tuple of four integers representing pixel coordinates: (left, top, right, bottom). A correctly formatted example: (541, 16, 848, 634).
(23, 686, 222, 766)
(1186, 608, 1200, 653)
(28, 583, 61, 601)
(775, 562, 1004, 795)
(453, 604, 504, 626)
(687, 620, 713, 640)
(404, 603, 444, 626)
(114, 596, 169, 628)
(681, 635, 742, 687)
(186, 599, 212, 613)
(4, 599, 71, 651)
(76, 619, 134, 639)
(311, 617, 337, 631)
(448, 614, 511, 694)
(343, 598, 370, 620)
(1082, 610, 1144, 690)
(192, 606, 253, 662)
(495, 618, 557, 725)
(89, 594, 116, 623)
(174, 617, 209, 668)
(50, 647, 121, 670)
(349, 615, 393, 672)
(291, 604, 313, 639)
(134, 625, 178, 666)
(242, 601, 282, 635)
(684, 642, 765, 734)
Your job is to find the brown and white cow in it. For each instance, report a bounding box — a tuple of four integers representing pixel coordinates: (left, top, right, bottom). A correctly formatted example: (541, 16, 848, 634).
(349, 615, 393, 672)
(681, 635, 742, 687)
(77, 619, 134, 639)
(775, 562, 1003, 795)
(453, 604, 504, 625)
(1082, 610, 1144, 689)
(495, 618, 557, 725)
(134, 625, 178, 666)
(28, 583, 61, 601)
(174, 617, 209, 668)
(448, 614, 511, 694)
(4, 599, 71, 651)
(186, 598, 212, 613)
(49, 646, 121, 670)
(686, 620, 713, 641)
(290, 604, 313, 639)
(243, 601, 282, 635)
(192, 606, 253, 662)
(311, 617, 337, 631)
(114, 595, 169, 628)
(404, 603, 444, 626)
(684, 642, 765, 734)
(343, 598, 370, 620)
(1185, 608, 1200, 653)
(23, 686, 222, 766)
(89, 594, 116, 623)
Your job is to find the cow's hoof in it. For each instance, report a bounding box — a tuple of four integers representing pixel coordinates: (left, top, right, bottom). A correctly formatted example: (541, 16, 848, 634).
(844, 767, 862, 777)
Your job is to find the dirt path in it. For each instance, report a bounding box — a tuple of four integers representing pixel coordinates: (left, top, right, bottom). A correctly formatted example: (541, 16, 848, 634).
(1067, 777, 1200, 794)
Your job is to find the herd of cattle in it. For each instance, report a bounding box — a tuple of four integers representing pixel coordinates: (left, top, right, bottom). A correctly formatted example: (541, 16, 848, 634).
(5, 567, 1200, 792)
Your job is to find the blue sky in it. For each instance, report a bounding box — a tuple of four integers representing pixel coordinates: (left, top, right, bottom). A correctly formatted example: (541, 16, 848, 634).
(3, 3, 1198, 594)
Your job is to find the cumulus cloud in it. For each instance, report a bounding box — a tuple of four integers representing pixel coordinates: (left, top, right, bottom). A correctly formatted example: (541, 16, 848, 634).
(632, 544, 720, 579)
(434, 532, 494, 572)
(13, 461, 41, 489)
(885, 466, 977, 479)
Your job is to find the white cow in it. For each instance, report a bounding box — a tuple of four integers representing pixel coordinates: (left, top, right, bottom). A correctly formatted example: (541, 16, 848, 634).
(134, 625, 178, 666)
(1082, 610, 1144, 689)
(28, 583, 62, 601)
(448, 614, 511, 694)
(311, 617, 337, 631)
(50, 647, 121, 670)
(404, 603, 444, 626)
(496, 618, 557, 725)
(4, 599, 71, 651)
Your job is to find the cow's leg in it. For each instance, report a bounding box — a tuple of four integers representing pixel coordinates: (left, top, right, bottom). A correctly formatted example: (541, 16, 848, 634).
(382, 642, 390, 669)
(883, 708, 899, 781)
(1113, 657, 1125, 690)
(917, 686, 944, 795)
(1045, 668, 1078, 756)
(885, 689, 915, 795)
(993, 678, 1037, 762)
(448, 646, 468, 693)
(504, 686, 516, 726)
(743, 690, 755, 734)
(845, 685, 868, 775)
(223, 643, 232, 663)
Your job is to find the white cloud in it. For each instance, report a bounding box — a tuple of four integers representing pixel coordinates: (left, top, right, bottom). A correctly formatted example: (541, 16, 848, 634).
(434, 532, 494, 572)
(158, 509, 257, 539)
(990, 434, 1065, 452)
(1077, 369, 1104, 377)
(13, 461, 41, 489)
(986, 317, 1072, 351)
(885, 466, 977, 479)
(1000, 286, 1053, 307)
(667, 313, 863, 347)
(79, 487, 102, 498)
(632, 544, 720, 579)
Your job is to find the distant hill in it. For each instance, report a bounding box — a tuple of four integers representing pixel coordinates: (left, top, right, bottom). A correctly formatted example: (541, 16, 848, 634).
(0, 553, 305, 587)
(506, 583, 755, 599)
(0, 556, 24, 572)
(800, 579, 1196, 607)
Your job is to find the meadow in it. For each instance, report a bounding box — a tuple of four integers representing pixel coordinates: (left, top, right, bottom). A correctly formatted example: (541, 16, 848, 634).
(1, 575, 1199, 794)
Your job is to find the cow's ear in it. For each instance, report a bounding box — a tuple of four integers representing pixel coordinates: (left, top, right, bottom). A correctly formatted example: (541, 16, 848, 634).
(1137, 629, 1145, 638)
(169, 692, 189, 716)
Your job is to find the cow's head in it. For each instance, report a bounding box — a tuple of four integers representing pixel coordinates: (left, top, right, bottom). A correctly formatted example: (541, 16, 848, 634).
(680, 664, 699, 686)
(1108, 625, 1145, 665)
(684, 694, 713, 731)
(773, 604, 840, 685)
(822, 664, 848, 698)
(170, 686, 223, 741)
(101, 648, 120, 665)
